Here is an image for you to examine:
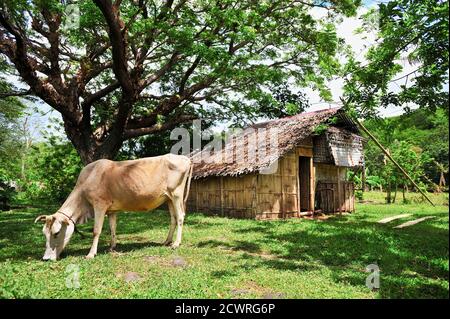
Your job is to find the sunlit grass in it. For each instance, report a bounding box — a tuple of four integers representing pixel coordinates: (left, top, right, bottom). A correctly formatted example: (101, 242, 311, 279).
(0, 192, 448, 299)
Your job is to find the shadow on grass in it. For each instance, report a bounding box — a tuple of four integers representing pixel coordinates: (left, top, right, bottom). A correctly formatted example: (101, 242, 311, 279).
(64, 241, 165, 258)
(197, 239, 262, 253)
(1, 207, 448, 298)
(196, 212, 449, 298)
(0, 208, 172, 262)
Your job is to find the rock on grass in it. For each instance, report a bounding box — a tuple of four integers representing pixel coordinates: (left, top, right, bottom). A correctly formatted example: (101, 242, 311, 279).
(116, 271, 142, 283)
(172, 256, 187, 267)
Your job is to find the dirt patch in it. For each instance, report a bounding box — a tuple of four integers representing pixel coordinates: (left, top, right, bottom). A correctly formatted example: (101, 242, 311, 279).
(262, 292, 285, 299)
(117, 271, 142, 283)
(230, 288, 252, 297)
(215, 244, 279, 260)
(110, 251, 125, 257)
(231, 280, 282, 298)
(143, 255, 160, 263)
(142, 255, 188, 268)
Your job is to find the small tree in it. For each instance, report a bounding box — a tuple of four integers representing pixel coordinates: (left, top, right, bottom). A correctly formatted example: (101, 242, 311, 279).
(381, 140, 431, 204)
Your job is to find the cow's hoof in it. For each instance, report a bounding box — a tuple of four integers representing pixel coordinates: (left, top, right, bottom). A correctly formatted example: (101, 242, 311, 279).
(170, 243, 180, 249)
(163, 240, 173, 246)
(85, 253, 95, 259)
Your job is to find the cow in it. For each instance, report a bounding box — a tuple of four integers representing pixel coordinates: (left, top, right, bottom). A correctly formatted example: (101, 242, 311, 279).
(34, 154, 192, 261)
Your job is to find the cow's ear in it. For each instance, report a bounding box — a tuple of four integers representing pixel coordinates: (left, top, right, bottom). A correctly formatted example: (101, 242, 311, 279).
(60, 216, 70, 226)
(34, 215, 47, 223)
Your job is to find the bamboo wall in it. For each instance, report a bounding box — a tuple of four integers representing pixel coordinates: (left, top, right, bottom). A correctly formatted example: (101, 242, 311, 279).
(187, 146, 355, 219)
(313, 163, 353, 213)
(188, 175, 257, 218)
(315, 181, 355, 213)
(314, 163, 346, 182)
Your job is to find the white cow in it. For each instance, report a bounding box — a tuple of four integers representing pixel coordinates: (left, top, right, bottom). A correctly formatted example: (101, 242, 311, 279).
(34, 154, 192, 261)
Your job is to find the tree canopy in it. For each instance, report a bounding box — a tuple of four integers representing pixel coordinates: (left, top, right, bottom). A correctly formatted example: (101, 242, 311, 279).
(0, 0, 361, 163)
(343, 0, 449, 117)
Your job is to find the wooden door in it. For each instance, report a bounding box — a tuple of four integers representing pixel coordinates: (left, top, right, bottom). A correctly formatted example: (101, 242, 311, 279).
(299, 156, 311, 212)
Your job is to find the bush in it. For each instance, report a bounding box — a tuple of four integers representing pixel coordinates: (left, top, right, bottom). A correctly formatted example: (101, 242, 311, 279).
(0, 180, 16, 210)
(19, 139, 83, 204)
(355, 190, 364, 201)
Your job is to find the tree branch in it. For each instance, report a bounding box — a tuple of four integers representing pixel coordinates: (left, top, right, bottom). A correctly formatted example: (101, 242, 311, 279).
(138, 51, 182, 92)
(94, 0, 135, 97)
(124, 114, 196, 139)
(178, 56, 201, 94)
(0, 89, 33, 98)
(0, 13, 78, 123)
(82, 81, 121, 107)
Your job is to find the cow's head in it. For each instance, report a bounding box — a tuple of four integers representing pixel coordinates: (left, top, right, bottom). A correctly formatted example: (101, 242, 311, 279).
(34, 214, 75, 261)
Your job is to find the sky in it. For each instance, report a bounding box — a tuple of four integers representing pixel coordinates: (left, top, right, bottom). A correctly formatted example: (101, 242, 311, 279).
(12, 0, 447, 140)
(306, 0, 422, 118)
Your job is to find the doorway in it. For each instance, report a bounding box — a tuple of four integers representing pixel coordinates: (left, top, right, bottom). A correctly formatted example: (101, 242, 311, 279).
(299, 156, 311, 212)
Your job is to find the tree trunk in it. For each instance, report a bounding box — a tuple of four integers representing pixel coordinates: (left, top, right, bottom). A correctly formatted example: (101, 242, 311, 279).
(393, 183, 397, 203)
(361, 167, 366, 193)
(439, 171, 446, 187)
(386, 183, 392, 204)
(402, 185, 406, 203)
(64, 120, 124, 165)
(75, 139, 124, 165)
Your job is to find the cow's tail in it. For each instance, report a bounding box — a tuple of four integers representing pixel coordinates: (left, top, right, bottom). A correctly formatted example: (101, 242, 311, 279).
(183, 161, 193, 212)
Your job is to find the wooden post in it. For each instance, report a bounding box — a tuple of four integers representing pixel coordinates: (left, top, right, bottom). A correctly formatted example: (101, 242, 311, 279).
(337, 166, 341, 215)
(356, 119, 435, 206)
(195, 181, 199, 212)
(252, 175, 257, 218)
(280, 160, 285, 219)
(220, 176, 224, 217)
(309, 157, 314, 214)
(297, 151, 301, 217)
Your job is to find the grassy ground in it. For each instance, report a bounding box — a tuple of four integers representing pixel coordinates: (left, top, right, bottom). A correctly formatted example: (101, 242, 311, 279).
(0, 191, 448, 299)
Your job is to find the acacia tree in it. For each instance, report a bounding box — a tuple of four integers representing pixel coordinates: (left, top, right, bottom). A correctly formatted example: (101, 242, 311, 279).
(0, 0, 361, 164)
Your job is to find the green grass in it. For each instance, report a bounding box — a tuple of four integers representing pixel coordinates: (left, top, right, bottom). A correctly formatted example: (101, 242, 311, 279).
(0, 192, 448, 299)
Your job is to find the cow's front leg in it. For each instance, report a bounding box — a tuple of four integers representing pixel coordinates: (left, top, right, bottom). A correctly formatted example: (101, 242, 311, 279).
(171, 197, 185, 249)
(163, 201, 176, 246)
(86, 209, 106, 259)
(108, 213, 117, 251)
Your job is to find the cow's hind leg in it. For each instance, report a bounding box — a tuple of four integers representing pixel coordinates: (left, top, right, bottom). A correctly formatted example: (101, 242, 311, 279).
(86, 208, 106, 259)
(163, 201, 176, 246)
(108, 213, 117, 251)
(171, 196, 185, 249)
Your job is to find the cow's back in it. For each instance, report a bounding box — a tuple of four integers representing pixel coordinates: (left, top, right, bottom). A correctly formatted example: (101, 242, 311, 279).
(79, 155, 190, 212)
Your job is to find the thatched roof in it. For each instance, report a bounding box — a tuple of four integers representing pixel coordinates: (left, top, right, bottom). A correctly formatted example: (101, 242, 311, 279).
(191, 107, 360, 179)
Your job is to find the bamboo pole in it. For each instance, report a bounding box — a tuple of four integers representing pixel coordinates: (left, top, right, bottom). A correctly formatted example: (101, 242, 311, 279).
(337, 166, 342, 215)
(356, 119, 435, 207)
(309, 157, 315, 215)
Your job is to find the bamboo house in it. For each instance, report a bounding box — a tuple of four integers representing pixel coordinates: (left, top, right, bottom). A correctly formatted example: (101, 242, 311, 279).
(187, 107, 365, 219)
